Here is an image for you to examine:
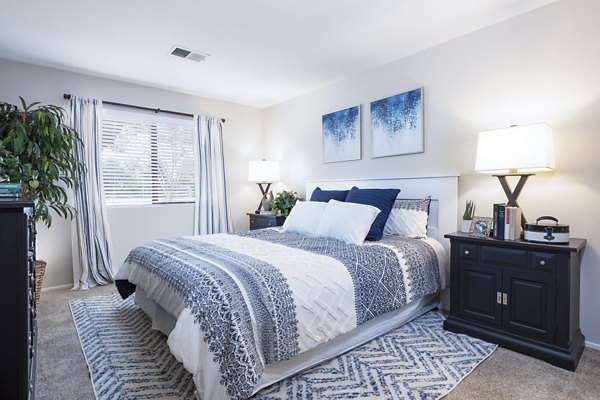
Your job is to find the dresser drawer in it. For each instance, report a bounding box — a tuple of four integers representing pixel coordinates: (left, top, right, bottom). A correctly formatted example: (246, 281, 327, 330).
(529, 251, 557, 273)
(248, 213, 285, 230)
(249, 216, 274, 229)
(480, 245, 527, 269)
(459, 243, 478, 261)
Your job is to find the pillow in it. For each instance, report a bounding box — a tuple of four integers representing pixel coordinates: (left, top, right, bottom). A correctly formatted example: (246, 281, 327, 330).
(310, 187, 350, 202)
(315, 200, 380, 245)
(344, 187, 400, 241)
(282, 201, 328, 236)
(384, 197, 431, 238)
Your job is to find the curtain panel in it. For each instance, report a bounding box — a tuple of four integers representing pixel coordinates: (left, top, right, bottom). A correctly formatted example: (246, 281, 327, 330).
(193, 115, 232, 235)
(70, 97, 115, 289)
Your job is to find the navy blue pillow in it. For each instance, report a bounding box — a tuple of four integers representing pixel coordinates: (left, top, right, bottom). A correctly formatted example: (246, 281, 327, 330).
(310, 187, 349, 202)
(345, 187, 400, 241)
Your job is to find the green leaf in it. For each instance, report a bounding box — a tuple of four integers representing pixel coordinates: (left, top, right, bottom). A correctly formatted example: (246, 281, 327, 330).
(1, 98, 80, 226)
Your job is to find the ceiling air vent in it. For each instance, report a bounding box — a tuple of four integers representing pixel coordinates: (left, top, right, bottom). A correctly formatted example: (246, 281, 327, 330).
(169, 46, 210, 63)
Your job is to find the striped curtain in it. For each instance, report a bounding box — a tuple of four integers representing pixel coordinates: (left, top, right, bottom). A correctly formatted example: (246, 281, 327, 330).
(193, 115, 232, 235)
(70, 97, 115, 289)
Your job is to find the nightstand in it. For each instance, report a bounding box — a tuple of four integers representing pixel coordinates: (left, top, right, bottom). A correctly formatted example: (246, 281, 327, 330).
(247, 213, 286, 230)
(443, 232, 586, 371)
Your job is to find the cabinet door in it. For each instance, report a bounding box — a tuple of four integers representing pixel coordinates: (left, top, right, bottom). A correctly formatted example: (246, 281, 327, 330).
(459, 263, 503, 326)
(503, 271, 556, 342)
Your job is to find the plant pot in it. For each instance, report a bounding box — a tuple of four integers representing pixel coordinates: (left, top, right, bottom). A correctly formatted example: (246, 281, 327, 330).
(461, 219, 472, 233)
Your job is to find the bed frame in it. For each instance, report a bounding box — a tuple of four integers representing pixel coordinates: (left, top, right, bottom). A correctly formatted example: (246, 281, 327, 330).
(305, 174, 459, 253)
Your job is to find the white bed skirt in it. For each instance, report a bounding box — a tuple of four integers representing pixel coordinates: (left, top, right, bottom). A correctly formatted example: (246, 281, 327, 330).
(135, 287, 441, 396)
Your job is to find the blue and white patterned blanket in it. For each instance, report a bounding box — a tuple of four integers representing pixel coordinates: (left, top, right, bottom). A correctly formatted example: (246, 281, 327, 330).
(116, 229, 442, 399)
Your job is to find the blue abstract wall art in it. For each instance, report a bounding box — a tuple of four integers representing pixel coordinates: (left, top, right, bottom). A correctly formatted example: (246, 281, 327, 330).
(322, 105, 361, 163)
(370, 88, 423, 158)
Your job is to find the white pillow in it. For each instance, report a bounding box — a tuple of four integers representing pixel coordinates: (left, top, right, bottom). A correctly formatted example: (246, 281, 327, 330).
(282, 201, 328, 236)
(384, 197, 431, 238)
(315, 200, 380, 245)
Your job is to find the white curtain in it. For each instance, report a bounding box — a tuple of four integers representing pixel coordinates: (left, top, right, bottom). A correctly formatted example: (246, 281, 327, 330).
(70, 97, 115, 289)
(193, 115, 232, 235)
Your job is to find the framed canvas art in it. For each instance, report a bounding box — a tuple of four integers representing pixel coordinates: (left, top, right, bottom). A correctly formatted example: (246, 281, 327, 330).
(322, 105, 361, 163)
(370, 87, 424, 158)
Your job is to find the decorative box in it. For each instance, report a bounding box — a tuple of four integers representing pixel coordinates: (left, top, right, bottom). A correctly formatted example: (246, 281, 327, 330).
(524, 216, 570, 244)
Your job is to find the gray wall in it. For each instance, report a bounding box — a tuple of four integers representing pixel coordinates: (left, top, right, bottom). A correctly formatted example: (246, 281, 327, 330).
(0, 58, 264, 289)
(264, 0, 600, 345)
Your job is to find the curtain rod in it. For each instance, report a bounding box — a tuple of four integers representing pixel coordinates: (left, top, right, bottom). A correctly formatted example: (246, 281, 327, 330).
(62, 93, 225, 123)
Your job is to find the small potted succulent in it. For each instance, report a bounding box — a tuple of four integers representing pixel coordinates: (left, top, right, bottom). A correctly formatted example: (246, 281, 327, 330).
(461, 200, 475, 233)
(271, 190, 302, 217)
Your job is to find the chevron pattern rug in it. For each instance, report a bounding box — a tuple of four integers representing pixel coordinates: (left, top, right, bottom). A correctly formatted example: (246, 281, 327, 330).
(70, 293, 496, 400)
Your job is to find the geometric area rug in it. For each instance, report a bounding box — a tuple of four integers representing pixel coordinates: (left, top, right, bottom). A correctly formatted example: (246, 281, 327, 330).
(70, 293, 496, 400)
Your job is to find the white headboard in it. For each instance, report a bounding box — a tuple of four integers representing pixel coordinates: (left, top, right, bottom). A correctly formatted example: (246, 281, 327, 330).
(305, 175, 458, 252)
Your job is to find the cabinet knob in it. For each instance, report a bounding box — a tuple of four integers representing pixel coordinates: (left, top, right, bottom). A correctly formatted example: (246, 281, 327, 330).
(464, 250, 470, 255)
(539, 260, 546, 266)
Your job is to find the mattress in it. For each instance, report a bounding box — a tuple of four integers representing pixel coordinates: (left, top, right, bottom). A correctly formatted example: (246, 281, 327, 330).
(116, 229, 447, 399)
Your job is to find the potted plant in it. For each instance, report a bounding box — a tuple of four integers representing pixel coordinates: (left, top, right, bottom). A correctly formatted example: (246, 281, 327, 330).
(461, 200, 475, 233)
(0, 97, 84, 301)
(271, 190, 302, 217)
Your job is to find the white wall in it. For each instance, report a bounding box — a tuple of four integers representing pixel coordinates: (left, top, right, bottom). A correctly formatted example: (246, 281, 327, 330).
(106, 204, 195, 277)
(0, 59, 264, 289)
(264, 0, 600, 344)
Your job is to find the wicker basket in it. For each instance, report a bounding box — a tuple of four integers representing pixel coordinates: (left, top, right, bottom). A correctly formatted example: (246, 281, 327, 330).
(34, 260, 47, 305)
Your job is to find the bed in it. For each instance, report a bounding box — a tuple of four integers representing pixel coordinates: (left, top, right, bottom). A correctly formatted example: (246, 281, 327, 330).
(115, 175, 458, 399)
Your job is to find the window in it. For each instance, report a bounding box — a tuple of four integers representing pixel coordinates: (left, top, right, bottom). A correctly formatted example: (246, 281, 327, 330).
(101, 106, 195, 206)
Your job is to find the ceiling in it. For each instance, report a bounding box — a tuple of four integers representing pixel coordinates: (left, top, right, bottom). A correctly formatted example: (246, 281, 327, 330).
(0, 0, 557, 108)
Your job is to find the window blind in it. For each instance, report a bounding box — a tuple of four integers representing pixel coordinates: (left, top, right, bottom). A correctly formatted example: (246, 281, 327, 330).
(101, 106, 195, 206)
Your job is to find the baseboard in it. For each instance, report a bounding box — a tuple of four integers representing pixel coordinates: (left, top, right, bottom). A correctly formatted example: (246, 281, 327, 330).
(586, 340, 600, 351)
(41, 284, 72, 292)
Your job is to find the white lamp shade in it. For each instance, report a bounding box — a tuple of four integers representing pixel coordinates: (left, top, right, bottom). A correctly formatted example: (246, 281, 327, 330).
(248, 160, 280, 182)
(475, 123, 555, 174)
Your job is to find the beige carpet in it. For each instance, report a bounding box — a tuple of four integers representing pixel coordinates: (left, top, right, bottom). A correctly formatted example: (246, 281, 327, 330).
(36, 285, 600, 399)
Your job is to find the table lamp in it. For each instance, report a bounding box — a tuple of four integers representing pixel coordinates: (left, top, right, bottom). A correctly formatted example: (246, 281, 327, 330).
(475, 123, 555, 229)
(248, 160, 280, 213)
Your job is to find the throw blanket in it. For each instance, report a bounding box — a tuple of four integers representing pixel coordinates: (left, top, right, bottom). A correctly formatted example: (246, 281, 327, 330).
(116, 229, 441, 399)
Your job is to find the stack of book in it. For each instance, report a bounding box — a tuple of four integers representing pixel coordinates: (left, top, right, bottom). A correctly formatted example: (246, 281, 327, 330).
(0, 182, 22, 199)
(493, 203, 522, 240)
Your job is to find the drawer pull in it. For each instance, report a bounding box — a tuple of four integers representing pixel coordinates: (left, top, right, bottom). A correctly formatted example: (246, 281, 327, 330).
(539, 260, 546, 266)
(464, 250, 470, 255)
(496, 292, 502, 304)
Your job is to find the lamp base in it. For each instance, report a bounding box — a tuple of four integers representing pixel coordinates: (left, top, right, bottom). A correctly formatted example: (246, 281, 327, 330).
(255, 182, 272, 214)
(493, 174, 532, 230)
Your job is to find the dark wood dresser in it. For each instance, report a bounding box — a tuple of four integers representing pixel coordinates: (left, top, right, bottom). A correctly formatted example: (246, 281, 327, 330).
(247, 212, 286, 230)
(0, 199, 37, 400)
(443, 232, 586, 371)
